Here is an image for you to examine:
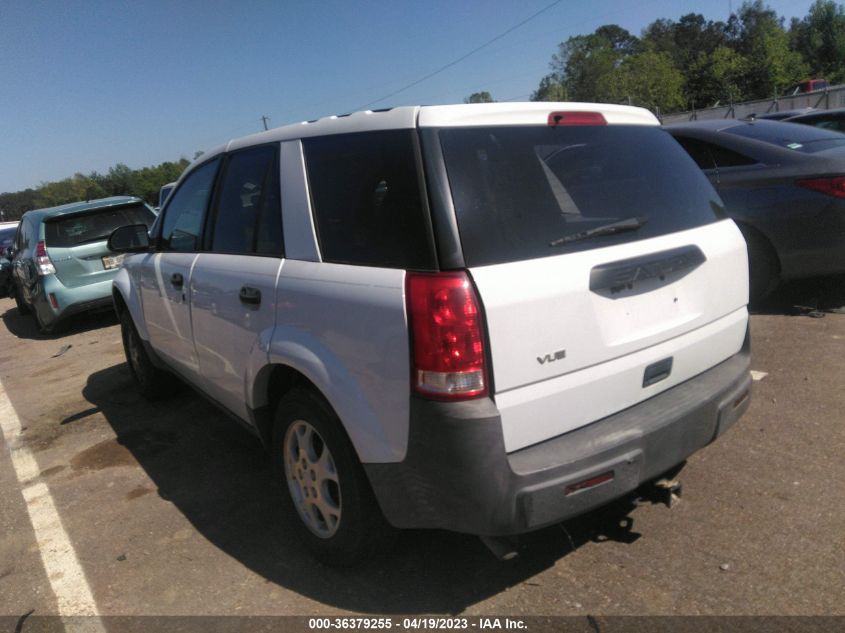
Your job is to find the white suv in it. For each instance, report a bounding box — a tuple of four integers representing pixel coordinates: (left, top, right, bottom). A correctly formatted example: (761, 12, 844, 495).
(108, 103, 752, 565)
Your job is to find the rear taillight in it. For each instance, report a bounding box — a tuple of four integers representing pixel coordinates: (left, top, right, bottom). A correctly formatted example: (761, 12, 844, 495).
(35, 240, 56, 276)
(797, 176, 845, 199)
(405, 271, 487, 400)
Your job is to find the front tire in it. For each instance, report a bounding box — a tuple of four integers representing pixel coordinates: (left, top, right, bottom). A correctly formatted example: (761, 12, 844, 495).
(740, 226, 779, 304)
(120, 310, 173, 399)
(272, 388, 396, 566)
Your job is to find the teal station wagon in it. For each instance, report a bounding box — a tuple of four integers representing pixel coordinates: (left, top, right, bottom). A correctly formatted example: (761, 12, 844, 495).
(11, 196, 155, 332)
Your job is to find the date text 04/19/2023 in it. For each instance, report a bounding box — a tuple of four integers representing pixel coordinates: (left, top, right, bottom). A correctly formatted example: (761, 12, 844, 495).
(307, 618, 528, 630)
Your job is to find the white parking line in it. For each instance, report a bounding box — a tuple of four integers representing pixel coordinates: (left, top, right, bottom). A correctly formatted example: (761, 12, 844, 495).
(0, 382, 106, 632)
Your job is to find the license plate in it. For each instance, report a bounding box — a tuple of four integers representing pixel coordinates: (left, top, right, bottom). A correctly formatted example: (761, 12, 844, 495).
(102, 254, 125, 270)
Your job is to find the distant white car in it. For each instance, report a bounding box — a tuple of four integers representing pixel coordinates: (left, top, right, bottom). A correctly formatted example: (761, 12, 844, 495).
(108, 102, 752, 565)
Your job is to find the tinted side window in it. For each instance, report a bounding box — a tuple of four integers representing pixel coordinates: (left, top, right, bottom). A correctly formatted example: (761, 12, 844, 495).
(210, 145, 282, 256)
(673, 136, 716, 170)
(303, 130, 434, 269)
(707, 143, 756, 168)
(161, 159, 220, 252)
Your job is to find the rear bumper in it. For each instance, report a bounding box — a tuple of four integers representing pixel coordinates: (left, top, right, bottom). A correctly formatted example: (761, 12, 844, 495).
(32, 275, 115, 326)
(365, 332, 751, 535)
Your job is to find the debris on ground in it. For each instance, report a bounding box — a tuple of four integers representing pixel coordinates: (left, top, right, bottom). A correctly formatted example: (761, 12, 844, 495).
(51, 345, 72, 358)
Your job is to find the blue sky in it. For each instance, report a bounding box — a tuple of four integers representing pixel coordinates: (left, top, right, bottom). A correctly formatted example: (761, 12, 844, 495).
(0, 0, 814, 193)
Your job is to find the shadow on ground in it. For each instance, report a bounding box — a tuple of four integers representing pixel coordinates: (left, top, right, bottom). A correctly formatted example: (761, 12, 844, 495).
(751, 274, 845, 317)
(81, 363, 660, 614)
(1, 306, 117, 341)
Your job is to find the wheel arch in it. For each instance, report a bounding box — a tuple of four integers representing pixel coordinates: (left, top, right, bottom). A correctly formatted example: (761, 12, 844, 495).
(734, 220, 782, 276)
(250, 340, 406, 464)
(111, 267, 149, 341)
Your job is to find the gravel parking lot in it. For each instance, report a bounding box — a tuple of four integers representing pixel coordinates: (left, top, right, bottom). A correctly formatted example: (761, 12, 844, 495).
(1, 278, 844, 624)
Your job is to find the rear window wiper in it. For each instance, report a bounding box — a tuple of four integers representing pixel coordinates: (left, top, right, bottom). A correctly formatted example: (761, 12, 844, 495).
(549, 216, 648, 247)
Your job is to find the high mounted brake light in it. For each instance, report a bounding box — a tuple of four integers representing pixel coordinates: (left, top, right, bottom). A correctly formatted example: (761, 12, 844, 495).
(35, 240, 56, 276)
(797, 176, 845, 199)
(405, 271, 487, 400)
(548, 111, 607, 126)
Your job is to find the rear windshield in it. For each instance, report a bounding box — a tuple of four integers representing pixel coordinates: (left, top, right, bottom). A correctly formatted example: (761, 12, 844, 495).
(725, 121, 845, 153)
(0, 227, 16, 249)
(44, 204, 155, 248)
(438, 125, 725, 267)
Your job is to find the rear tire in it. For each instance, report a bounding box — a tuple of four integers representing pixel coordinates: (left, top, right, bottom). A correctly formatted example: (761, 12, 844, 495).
(740, 226, 779, 304)
(120, 310, 173, 399)
(33, 306, 55, 334)
(272, 387, 397, 567)
(13, 285, 30, 315)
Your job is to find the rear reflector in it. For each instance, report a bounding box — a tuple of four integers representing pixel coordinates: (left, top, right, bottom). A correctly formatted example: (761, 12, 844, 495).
(48, 293, 59, 309)
(548, 111, 607, 126)
(564, 471, 614, 496)
(405, 271, 487, 400)
(797, 176, 845, 198)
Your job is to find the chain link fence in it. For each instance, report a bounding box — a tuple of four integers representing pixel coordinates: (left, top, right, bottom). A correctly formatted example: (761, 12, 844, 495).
(660, 85, 845, 125)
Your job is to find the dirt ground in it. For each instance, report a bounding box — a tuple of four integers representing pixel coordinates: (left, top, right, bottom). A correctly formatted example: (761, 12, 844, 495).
(1, 276, 843, 623)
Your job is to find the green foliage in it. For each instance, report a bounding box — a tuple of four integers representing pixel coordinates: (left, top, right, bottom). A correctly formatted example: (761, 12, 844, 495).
(530, 74, 568, 101)
(533, 1, 838, 114)
(597, 51, 685, 112)
(464, 91, 495, 103)
(550, 26, 636, 102)
(790, 0, 845, 82)
(0, 158, 191, 220)
(732, 1, 808, 96)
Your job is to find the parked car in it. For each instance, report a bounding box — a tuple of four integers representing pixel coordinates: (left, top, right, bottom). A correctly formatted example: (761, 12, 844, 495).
(154, 181, 176, 213)
(12, 196, 155, 332)
(666, 119, 845, 300)
(0, 221, 19, 298)
(786, 79, 829, 95)
(109, 103, 751, 565)
(747, 107, 816, 121)
(785, 107, 845, 133)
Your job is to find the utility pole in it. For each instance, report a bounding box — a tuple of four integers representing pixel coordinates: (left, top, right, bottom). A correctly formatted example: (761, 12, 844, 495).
(260, 115, 270, 131)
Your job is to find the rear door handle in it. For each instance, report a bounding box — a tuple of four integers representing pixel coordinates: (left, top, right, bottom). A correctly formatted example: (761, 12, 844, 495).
(171, 273, 184, 288)
(239, 286, 261, 305)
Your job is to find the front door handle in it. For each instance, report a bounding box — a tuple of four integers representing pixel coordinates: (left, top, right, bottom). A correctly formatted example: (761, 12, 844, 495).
(239, 286, 261, 305)
(171, 273, 184, 288)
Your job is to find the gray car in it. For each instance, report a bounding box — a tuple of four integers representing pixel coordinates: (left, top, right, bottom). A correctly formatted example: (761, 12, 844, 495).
(666, 119, 845, 300)
(785, 107, 845, 133)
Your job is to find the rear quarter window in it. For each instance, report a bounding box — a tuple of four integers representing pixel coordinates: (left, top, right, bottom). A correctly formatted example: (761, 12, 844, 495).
(437, 125, 726, 267)
(303, 130, 435, 269)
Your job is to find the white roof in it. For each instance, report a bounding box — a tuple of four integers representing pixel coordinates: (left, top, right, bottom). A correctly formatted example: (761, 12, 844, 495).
(189, 102, 658, 170)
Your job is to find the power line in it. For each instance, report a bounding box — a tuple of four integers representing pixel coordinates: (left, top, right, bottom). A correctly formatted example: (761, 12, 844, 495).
(353, 0, 565, 110)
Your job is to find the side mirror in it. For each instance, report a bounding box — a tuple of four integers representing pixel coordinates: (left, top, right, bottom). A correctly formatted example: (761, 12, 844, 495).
(108, 224, 151, 253)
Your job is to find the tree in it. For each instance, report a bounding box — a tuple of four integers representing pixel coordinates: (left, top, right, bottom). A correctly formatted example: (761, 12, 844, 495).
(545, 25, 639, 102)
(597, 50, 685, 112)
(530, 74, 568, 101)
(732, 1, 807, 96)
(464, 91, 494, 103)
(790, 0, 845, 83)
(641, 13, 734, 108)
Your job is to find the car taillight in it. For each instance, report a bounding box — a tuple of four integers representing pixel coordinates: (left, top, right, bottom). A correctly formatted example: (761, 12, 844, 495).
(405, 271, 487, 400)
(548, 111, 607, 126)
(35, 240, 56, 276)
(797, 176, 845, 199)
